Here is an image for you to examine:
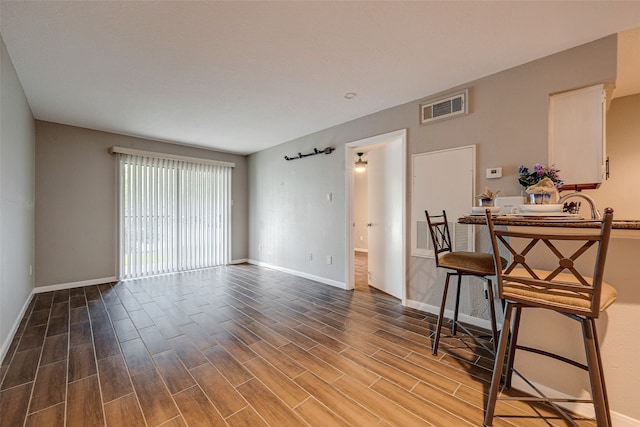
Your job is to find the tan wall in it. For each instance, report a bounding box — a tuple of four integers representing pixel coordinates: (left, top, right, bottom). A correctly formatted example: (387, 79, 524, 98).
(35, 121, 248, 287)
(587, 93, 640, 218)
(250, 34, 617, 301)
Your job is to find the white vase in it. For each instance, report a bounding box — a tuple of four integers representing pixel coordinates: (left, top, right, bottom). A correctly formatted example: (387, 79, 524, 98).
(529, 193, 551, 204)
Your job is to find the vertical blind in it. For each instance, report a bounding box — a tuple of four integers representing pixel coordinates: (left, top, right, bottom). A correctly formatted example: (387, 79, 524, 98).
(118, 154, 232, 279)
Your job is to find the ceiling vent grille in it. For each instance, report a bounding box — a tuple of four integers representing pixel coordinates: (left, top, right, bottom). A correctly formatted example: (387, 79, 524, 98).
(420, 89, 468, 124)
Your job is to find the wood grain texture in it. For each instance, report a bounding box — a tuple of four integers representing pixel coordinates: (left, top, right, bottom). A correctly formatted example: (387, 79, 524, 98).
(190, 363, 246, 418)
(0, 382, 32, 427)
(1, 348, 41, 390)
(121, 338, 155, 376)
(0, 258, 597, 427)
(103, 393, 146, 427)
(39, 333, 68, 366)
(237, 378, 307, 426)
(173, 386, 226, 427)
(66, 375, 104, 427)
(24, 402, 65, 427)
(68, 343, 96, 382)
(29, 360, 67, 413)
(130, 369, 180, 426)
(152, 350, 196, 394)
(97, 354, 134, 403)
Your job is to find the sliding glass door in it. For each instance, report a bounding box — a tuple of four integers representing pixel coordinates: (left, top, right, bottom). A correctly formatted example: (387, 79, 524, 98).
(118, 154, 231, 279)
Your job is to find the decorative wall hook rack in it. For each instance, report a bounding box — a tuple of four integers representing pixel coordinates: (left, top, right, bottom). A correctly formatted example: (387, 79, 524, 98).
(284, 147, 335, 161)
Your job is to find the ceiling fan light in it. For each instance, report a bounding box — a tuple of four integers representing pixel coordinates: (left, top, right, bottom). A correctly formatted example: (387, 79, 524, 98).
(354, 152, 367, 172)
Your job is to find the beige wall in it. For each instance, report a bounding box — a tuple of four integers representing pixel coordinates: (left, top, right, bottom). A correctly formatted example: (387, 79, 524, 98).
(35, 121, 248, 287)
(0, 36, 35, 357)
(588, 93, 640, 218)
(249, 34, 617, 302)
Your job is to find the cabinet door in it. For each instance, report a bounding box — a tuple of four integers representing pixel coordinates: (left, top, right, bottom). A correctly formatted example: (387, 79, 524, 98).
(549, 84, 606, 187)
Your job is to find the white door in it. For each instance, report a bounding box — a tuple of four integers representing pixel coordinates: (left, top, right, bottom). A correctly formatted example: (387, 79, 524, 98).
(366, 138, 404, 299)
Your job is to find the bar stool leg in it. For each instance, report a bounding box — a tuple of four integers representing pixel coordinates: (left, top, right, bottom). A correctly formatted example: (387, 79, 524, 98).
(484, 302, 514, 427)
(504, 305, 522, 389)
(583, 318, 612, 427)
(432, 273, 453, 355)
(486, 279, 498, 353)
(451, 275, 462, 337)
(592, 322, 612, 425)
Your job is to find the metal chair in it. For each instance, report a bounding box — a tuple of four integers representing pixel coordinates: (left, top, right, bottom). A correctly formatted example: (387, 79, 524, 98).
(483, 208, 615, 426)
(425, 210, 504, 356)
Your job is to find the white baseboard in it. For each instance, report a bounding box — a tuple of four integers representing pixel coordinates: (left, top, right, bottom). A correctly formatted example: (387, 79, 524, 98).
(510, 376, 640, 427)
(406, 298, 494, 331)
(33, 276, 118, 294)
(247, 259, 347, 290)
(612, 412, 640, 427)
(0, 292, 34, 363)
(408, 298, 639, 425)
(354, 248, 368, 253)
(230, 258, 248, 265)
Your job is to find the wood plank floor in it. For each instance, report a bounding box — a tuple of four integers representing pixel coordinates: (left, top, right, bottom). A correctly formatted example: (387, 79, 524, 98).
(1, 257, 596, 426)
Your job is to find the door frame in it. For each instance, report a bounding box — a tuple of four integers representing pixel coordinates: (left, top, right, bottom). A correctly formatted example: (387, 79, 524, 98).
(344, 129, 407, 304)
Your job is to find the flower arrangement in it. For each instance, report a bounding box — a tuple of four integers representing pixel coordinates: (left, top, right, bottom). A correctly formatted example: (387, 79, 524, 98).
(518, 164, 563, 189)
(476, 187, 500, 206)
(476, 187, 500, 200)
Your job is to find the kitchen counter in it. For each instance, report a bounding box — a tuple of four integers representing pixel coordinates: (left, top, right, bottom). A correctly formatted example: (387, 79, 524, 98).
(459, 215, 640, 230)
(459, 212, 640, 423)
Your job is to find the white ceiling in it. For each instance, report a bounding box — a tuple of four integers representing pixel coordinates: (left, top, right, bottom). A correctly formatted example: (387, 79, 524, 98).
(2, 1, 640, 155)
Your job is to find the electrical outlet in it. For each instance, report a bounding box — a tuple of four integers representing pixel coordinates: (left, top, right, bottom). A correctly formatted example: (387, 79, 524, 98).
(359, 236, 364, 241)
(326, 255, 332, 265)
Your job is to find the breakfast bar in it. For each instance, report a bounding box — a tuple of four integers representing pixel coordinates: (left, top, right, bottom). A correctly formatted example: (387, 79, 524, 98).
(458, 212, 640, 422)
(459, 214, 640, 230)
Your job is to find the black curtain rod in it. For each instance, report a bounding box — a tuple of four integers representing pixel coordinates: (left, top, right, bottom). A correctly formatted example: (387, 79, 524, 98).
(284, 147, 335, 161)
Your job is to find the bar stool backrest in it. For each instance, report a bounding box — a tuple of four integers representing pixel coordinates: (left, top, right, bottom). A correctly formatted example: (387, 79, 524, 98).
(425, 210, 453, 268)
(485, 208, 614, 319)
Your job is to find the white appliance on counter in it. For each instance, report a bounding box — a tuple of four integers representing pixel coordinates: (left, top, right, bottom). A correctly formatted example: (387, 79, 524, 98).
(494, 196, 526, 214)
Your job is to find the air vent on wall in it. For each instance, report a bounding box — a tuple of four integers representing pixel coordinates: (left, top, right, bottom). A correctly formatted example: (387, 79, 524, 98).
(419, 89, 468, 124)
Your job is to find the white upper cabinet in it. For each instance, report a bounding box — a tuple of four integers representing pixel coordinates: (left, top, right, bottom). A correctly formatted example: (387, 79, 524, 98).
(549, 84, 606, 188)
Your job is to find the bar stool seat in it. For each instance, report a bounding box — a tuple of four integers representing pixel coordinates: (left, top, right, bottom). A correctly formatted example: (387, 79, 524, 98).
(438, 251, 497, 275)
(483, 208, 616, 427)
(504, 268, 617, 312)
(425, 210, 506, 356)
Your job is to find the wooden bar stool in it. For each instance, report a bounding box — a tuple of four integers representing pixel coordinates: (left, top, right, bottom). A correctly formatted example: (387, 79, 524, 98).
(484, 208, 615, 426)
(425, 210, 505, 356)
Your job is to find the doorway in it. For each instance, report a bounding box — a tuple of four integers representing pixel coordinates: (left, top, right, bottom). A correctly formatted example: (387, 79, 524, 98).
(345, 129, 406, 303)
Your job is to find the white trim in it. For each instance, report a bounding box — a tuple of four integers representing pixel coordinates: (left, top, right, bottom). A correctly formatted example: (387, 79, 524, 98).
(0, 292, 34, 363)
(33, 276, 118, 294)
(247, 259, 347, 290)
(345, 129, 407, 304)
(354, 248, 368, 253)
(109, 146, 236, 168)
(611, 412, 640, 427)
(230, 258, 248, 265)
(509, 377, 640, 427)
(405, 299, 493, 331)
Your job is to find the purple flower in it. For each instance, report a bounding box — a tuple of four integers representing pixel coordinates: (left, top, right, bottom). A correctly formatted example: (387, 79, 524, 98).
(518, 164, 562, 188)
